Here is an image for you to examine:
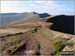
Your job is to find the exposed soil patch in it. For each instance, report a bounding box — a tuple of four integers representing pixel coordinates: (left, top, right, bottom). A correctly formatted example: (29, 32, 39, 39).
(13, 37, 37, 56)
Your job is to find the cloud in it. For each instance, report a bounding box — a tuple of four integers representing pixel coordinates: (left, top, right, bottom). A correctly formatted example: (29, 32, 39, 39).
(1, 1, 74, 15)
(26, 1, 74, 15)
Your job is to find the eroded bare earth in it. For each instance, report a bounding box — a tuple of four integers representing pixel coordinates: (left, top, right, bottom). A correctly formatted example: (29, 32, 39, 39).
(13, 37, 37, 55)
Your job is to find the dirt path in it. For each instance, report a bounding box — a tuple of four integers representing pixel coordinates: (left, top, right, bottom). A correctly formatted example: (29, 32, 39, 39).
(33, 33, 53, 55)
(13, 37, 37, 56)
(13, 32, 53, 55)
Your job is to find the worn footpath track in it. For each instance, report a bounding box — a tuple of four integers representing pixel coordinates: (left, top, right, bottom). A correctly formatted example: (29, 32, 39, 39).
(33, 32, 53, 55)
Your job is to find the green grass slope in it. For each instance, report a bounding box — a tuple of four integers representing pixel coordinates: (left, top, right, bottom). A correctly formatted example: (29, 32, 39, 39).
(0, 15, 75, 56)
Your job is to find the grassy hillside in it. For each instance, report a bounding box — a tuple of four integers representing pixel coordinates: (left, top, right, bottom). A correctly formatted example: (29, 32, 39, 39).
(9, 14, 42, 24)
(0, 12, 50, 25)
(1, 12, 36, 25)
(0, 15, 75, 56)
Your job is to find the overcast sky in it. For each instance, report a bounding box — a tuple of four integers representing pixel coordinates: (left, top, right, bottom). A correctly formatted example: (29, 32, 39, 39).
(1, 0, 74, 15)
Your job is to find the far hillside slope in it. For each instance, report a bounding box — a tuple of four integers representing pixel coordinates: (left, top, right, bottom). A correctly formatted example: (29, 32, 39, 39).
(9, 14, 43, 25)
(0, 12, 50, 25)
(1, 12, 35, 25)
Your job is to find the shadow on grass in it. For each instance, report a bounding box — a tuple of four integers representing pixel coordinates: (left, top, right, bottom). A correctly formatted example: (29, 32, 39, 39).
(46, 15, 74, 35)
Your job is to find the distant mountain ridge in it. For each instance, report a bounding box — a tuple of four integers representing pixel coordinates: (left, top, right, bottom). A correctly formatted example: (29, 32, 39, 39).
(39, 13, 50, 18)
(0, 12, 50, 25)
(32, 12, 51, 18)
(0, 13, 17, 15)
